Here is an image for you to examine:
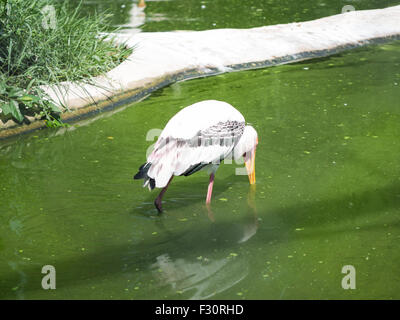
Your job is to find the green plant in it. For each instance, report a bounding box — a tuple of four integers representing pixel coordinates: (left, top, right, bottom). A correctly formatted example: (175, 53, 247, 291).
(0, 76, 63, 126)
(0, 0, 132, 126)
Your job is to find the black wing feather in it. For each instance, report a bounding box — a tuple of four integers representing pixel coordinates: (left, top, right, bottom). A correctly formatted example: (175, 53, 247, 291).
(133, 162, 156, 190)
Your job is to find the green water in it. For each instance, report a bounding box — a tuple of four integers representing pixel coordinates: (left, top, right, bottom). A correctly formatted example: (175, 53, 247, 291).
(1, 40, 399, 299)
(73, 0, 400, 31)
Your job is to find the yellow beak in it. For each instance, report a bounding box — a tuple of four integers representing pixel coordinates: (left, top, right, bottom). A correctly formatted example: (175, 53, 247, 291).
(245, 148, 256, 185)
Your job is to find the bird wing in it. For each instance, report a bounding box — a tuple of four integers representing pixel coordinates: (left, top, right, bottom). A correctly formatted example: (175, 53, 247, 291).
(147, 120, 245, 188)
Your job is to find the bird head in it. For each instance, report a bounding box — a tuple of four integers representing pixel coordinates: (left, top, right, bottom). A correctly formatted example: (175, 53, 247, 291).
(234, 125, 258, 184)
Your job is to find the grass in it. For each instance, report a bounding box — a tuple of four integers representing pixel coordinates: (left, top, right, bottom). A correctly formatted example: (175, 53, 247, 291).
(0, 0, 132, 125)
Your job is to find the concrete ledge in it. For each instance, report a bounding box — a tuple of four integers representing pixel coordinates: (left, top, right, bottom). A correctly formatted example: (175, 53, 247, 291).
(1, 5, 400, 139)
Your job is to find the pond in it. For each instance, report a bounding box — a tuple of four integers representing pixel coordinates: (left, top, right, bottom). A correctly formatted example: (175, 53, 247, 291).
(0, 1, 400, 300)
(72, 0, 400, 32)
(1, 39, 399, 299)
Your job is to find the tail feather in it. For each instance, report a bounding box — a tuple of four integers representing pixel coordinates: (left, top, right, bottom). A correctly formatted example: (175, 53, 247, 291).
(133, 162, 156, 190)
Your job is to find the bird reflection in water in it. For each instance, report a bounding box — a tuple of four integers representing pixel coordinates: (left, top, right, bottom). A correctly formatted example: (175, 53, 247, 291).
(150, 185, 258, 299)
(151, 252, 248, 299)
(206, 184, 258, 244)
(119, 0, 146, 34)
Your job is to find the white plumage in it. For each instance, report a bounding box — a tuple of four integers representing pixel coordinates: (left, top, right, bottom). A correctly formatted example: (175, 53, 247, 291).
(159, 100, 244, 139)
(148, 100, 244, 187)
(134, 100, 258, 212)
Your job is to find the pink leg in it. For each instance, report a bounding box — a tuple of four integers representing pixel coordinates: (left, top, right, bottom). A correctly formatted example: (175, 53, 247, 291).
(206, 203, 215, 222)
(206, 173, 215, 205)
(154, 176, 173, 213)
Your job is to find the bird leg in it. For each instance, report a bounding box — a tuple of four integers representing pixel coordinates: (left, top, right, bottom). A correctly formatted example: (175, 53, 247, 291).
(206, 173, 215, 205)
(206, 203, 215, 222)
(154, 176, 173, 213)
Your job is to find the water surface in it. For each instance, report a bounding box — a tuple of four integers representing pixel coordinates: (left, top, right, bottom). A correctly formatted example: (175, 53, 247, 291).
(1, 41, 399, 299)
(72, 0, 400, 32)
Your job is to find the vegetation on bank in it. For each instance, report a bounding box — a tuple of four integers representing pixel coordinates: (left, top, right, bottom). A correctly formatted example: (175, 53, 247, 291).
(0, 0, 132, 126)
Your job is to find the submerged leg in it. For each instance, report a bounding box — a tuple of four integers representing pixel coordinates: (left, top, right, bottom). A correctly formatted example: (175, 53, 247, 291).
(154, 176, 173, 213)
(206, 203, 215, 222)
(206, 173, 215, 205)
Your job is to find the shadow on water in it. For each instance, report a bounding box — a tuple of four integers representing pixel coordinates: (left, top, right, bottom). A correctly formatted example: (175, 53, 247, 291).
(254, 179, 400, 256)
(1, 179, 399, 298)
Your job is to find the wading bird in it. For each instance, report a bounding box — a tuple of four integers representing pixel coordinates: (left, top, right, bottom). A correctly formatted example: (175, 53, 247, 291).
(134, 100, 258, 212)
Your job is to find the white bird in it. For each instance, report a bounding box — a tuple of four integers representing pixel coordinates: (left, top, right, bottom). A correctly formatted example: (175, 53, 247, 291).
(134, 100, 258, 212)
(119, 0, 146, 34)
